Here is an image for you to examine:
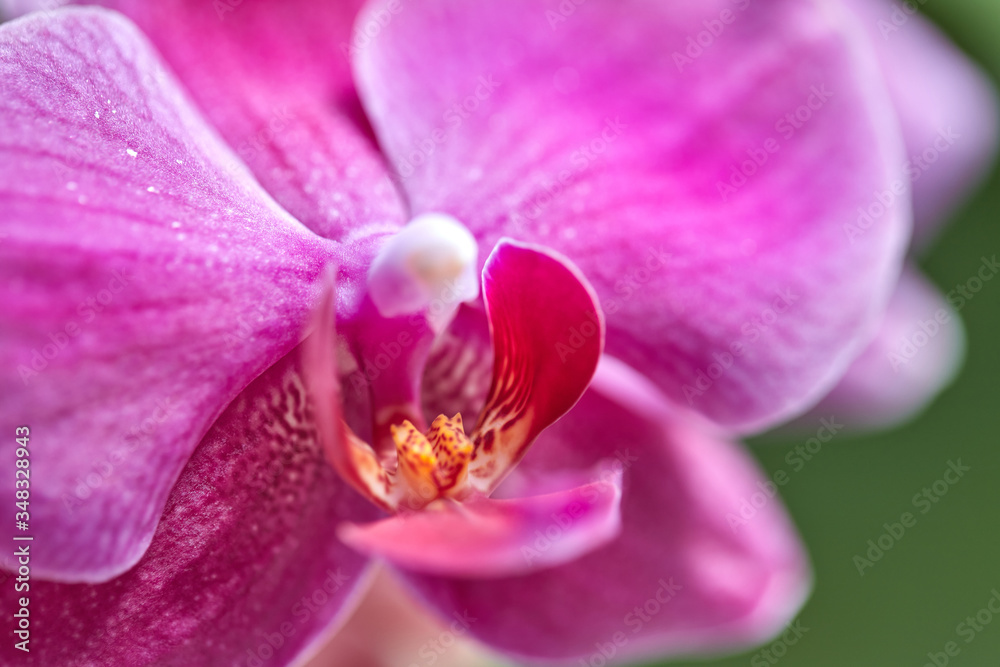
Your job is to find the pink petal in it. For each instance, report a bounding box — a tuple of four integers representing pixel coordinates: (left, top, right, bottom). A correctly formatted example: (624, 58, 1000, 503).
(0, 350, 378, 667)
(843, 0, 999, 246)
(353, 0, 910, 433)
(2, 0, 68, 16)
(799, 264, 964, 428)
(302, 278, 399, 512)
(401, 358, 811, 663)
(0, 8, 335, 581)
(0, 0, 70, 20)
(21, 0, 409, 249)
(305, 572, 499, 667)
(340, 468, 622, 578)
(467, 240, 604, 494)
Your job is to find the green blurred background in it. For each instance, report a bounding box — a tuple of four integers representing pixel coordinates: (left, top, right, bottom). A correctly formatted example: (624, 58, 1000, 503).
(662, 2, 1000, 665)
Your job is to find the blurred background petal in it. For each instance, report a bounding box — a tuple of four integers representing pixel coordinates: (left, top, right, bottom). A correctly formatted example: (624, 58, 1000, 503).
(305, 571, 507, 667)
(843, 0, 999, 248)
(790, 265, 965, 430)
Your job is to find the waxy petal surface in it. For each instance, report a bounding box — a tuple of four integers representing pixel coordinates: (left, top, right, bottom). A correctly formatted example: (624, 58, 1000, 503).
(15, 0, 409, 250)
(340, 469, 622, 578)
(0, 350, 378, 666)
(801, 264, 964, 428)
(403, 359, 810, 663)
(354, 0, 910, 432)
(844, 0, 999, 246)
(0, 9, 334, 581)
(468, 241, 604, 494)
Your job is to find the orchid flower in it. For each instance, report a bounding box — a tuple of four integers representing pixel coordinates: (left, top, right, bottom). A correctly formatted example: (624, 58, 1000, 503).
(0, 1, 994, 666)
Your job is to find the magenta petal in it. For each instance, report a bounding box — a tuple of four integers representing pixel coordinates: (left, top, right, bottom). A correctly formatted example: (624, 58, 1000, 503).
(310, 572, 497, 667)
(402, 359, 810, 663)
(341, 469, 622, 578)
(844, 0, 999, 245)
(468, 240, 604, 494)
(1, 0, 68, 17)
(30, 0, 409, 246)
(353, 0, 910, 432)
(0, 9, 335, 581)
(302, 279, 398, 511)
(799, 264, 964, 429)
(0, 350, 379, 667)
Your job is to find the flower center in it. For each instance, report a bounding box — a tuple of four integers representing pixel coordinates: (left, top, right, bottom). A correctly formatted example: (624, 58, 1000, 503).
(391, 413, 474, 507)
(367, 212, 479, 332)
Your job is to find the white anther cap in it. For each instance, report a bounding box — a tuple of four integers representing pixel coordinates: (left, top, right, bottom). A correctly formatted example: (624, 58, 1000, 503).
(367, 213, 480, 329)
